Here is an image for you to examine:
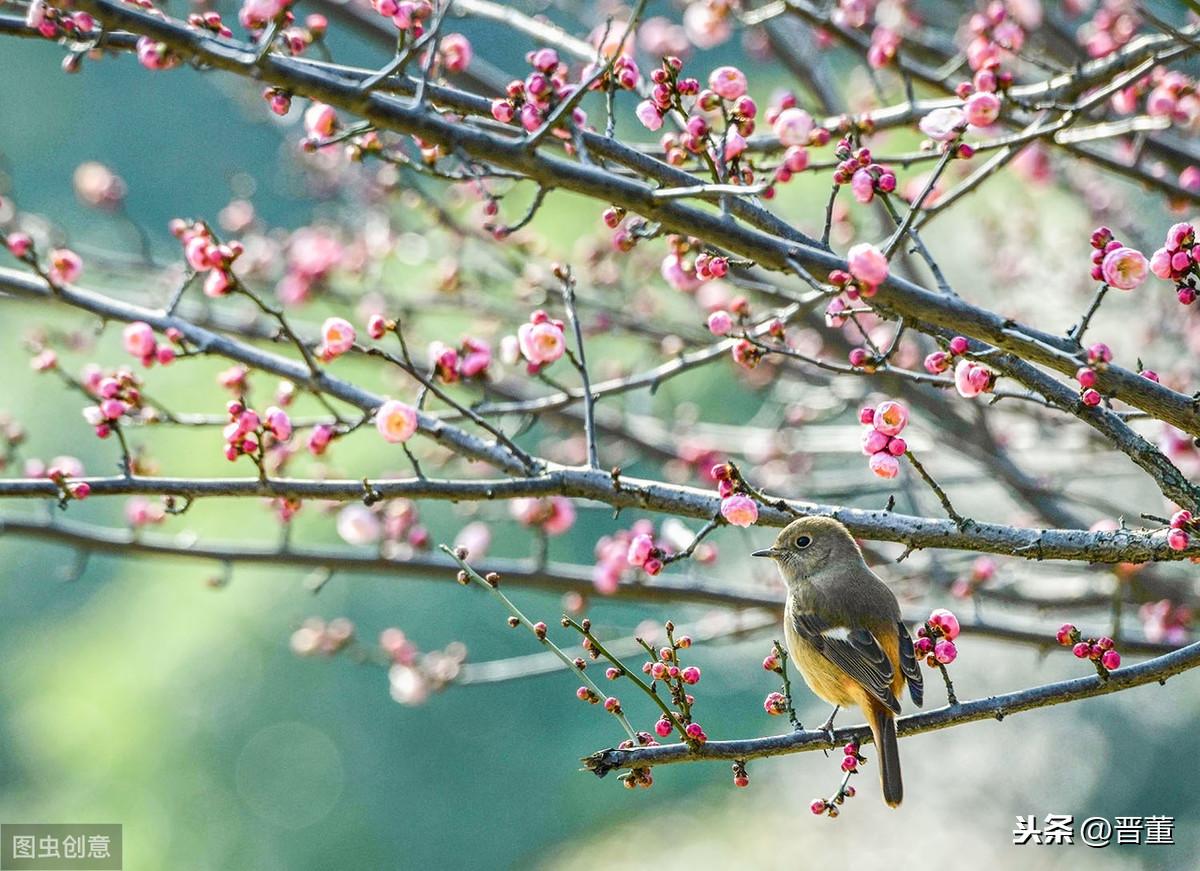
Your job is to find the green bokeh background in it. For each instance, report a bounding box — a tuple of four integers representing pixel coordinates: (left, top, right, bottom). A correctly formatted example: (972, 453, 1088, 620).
(2, 8, 1200, 870)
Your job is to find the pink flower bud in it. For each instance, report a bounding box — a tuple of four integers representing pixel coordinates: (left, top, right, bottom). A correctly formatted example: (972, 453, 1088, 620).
(707, 310, 733, 336)
(122, 321, 157, 360)
(720, 494, 758, 527)
(964, 91, 1001, 127)
(772, 107, 813, 147)
(846, 242, 889, 287)
(681, 666, 701, 684)
(1100, 649, 1121, 670)
(1167, 528, 1189, 551)
(708, 65, 747, 100)
(933, 639, 957, 664)
(1072, 641, 1091, 658)
(929, 608, 960, 640)
(948, 336, 969, 355)
(654, 718, 672, 737)
(868, 451, 900, 478)
(627, 533, 654, 566)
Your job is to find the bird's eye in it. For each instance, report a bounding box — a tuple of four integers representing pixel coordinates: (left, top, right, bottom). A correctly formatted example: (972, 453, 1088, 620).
(795, 535, 813, 549)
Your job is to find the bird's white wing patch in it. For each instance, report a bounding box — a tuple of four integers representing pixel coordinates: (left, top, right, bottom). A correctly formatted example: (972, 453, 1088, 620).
(819, 626, 853, 641)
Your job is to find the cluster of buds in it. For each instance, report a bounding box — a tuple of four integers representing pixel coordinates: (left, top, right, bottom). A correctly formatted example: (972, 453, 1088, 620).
(832, 140, 897, 205)
(1056, 623, 1121, 675)
(1075, 341, 1113, 408)
(187, 9, 233, 37)
(1149, 222, 1199, 304)
(428, 336, 492, 383)
(858, 400, 909, 480)
(121, 321, 179, 368)
(645, 62, 760, 180)
(810, 787, 856, 817)
(125, 495, 167, 527)
(335, 501, 432, 556)
(1080, 2, 1139, 59)
(135, 37, 182, 71)
(926, 336, 997, 400)
(42, 455, 90, 501)
(766, 94, 827, 191)
(490, 48, 585, 137)
(635, 56, 699, 135)
(659, 235, 725, 294)
(712, 462, 760, 527)
(964, 1, 1025, 73)
(386, 634, 467, 706)
(222, 399, 292, 462)
(832, 242, 890, 307)
(368, 0, 430, 38)
(706, 297, 751, 336)
(839, 741, 865, 774)
(951, 556, 997, 598)
(953, 66, 1009, 126)
(1088, 227, 1148, 290)
(24, 1, 96, 42)
(616, 732, 659, 789)
(81, 368, 144, 438)
(924, 335, 970, 375)
(644, 621, 706, 744)
(170, 220, 244, 298)
(275, 13, 329, 57)
(1142, 70, 1198, 125)
(1164, 509, 1195, 552)
(915, 608, 960, 665)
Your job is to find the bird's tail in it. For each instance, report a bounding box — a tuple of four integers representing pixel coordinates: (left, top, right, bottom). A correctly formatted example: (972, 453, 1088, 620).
(867, 700, 903, 807)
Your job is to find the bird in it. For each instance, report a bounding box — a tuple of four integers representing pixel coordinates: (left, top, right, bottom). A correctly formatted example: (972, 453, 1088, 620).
(753, 516, 923, 807)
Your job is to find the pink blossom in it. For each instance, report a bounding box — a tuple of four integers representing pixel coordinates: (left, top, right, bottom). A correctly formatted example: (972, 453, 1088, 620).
(517, 316, 565, 367)
(304, 102, 338, 139)
(933, 639, 957, 664)
(954, 358, 993, 398)
(772, 107, 814, 147)
(48, 248, 82, 284)
(720, 494, 758, 527)
(240, 0, 287, 30)
(964, 91, 1001, 127)
(635, 99, 663, 131)
(308, 423, 334, 455)
(376, 399, 419, 443)
(122, 322, 157, 360)
(204, 269, 232, 297)
(265, 406, 292, 440)
(627, 533, 654, 566)
(861, 429, 890, 455)
(929, 608, 960, 640)
(459, 337, 491, 378)
(708, 65, 747, 100)
(320, 317, 356, 359)
(542, 496, 576, 535)
(846, 242, 889, 286)
(872, 400, 908, 436)
(723, 130, 747, 160)
(337, 504, 382, 545)
(1101, 246, 1148, 290)
(850, 168, 875, 204)
(707, 310, 733, 336)
(683, 1, 731, 48)
(1149, 247, 1174, 280)
(919, 106, 967, 141)
(868, 452, 900, 478)
(6, 232, 32, 258)
(440, 33, 472, 73)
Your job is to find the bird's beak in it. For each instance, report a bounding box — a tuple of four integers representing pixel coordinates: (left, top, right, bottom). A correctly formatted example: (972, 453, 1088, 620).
(752, 547, 778, 558)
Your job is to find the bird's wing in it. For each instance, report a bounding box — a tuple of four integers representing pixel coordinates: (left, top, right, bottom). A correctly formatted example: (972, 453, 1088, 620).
(897, 621, 924, 708)
(792, 611, 900, 713)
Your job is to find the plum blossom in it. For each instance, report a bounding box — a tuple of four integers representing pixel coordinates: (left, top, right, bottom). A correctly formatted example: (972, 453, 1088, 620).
(319, 317, 356, 360)
(376, 399, 419, 443)
(516, 311, 566, 369)
(846, 242, 889, 287)
(954, 358, 994, 398)
(1100, 246, 1148, 290)
(772, 107, 813, 147)
(337, 504, 382, 546)
(919, 106, 967, 141)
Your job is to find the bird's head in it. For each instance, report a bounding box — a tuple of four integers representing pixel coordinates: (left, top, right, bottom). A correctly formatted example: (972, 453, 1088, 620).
(752, 516, 863, 587)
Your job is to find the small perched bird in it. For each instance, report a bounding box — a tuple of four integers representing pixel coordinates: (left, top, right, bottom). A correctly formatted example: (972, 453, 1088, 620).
(754, 516, 923, 807)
